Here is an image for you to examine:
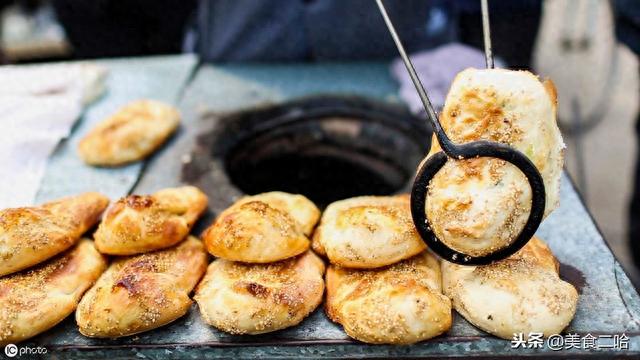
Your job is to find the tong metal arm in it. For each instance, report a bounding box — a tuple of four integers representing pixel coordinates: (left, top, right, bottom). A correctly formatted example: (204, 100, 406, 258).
(376, 0, 546, 265)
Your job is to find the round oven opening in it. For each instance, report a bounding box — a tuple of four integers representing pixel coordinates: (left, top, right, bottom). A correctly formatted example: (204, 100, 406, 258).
(219, 96, 431, 208)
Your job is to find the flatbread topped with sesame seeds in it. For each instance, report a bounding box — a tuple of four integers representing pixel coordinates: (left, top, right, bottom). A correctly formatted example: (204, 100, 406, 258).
(0, 192, 109, 277)
(194, 251, 325, 335)
(325, 251, 452, 345)
(94, 186, 208, 255)
(202, 192, 320, 263)
(424, 68, 564, 257)
(0, 239, 107, 345)
(441, 236, 578, 339)
(76, 236, 207, 338)
(312, 195, 426, 268)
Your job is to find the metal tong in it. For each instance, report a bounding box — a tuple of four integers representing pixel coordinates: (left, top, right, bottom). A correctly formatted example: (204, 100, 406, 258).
(376, 0, 546, 265)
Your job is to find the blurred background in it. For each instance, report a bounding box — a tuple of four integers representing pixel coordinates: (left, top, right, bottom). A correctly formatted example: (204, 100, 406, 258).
(1, 0, 638, 283)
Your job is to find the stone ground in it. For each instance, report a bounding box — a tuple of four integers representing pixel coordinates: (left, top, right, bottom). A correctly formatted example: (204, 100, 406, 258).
(534, 0, 640, 282)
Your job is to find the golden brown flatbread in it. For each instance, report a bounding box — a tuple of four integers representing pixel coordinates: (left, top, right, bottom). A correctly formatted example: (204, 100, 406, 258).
(78, 99, 180, 166)
(76, 236, 208, 338)
(425, 69, 564, 256)
(0, 192, 109, 276)
(325, 251, 452, 344)
(94, 186, 208, 255)
(202, 192, 320, 263)
(0, 239, 107, 345)
(312, 195, 426, 268)
(441, 236, 578, 339)
(195, 251, 325, 335)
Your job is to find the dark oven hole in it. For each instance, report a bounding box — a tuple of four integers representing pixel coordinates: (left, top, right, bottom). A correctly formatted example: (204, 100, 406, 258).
(189, 96, 432, 209)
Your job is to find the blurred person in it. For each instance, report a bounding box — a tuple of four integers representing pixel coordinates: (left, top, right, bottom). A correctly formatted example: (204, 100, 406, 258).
(50, 0, 541, 64)
(456, 0, 541, 68)
(0, 0, 44, 63)
(51, 0, 197, 58)
(191, 0, 455, 62)
(190, 0, 541, 64)
(0, 0, 11, 63)
(614, 0, 640, 265)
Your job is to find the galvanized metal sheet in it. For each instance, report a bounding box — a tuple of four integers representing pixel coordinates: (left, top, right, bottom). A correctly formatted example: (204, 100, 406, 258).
(34, 54, 198, 203)
(28, 63, 640, 358)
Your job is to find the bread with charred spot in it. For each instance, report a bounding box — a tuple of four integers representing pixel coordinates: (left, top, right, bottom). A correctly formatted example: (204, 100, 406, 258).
(325, 251, 452, 344)
(0, 239, 107, 345)
(312, 195, 426, 268)
(0, 192, 109, 276)
(441, 236, 578, 339)
(94, 186, 208, 255)
(194, 251, 325, 334)
(76, 236, 208, 338)
(202, 192, 320, 263)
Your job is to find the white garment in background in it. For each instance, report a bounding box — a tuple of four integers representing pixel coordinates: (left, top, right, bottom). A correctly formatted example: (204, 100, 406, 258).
(0, 63, 107, 208)
(391, 43, 504, 116)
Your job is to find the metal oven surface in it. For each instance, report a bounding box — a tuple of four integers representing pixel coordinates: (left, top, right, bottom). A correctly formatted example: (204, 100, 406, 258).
(31, 57, 640, 359)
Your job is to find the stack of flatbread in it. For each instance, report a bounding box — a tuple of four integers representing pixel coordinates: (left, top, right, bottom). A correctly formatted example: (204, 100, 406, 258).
(312, 194, 451, 344)
(75, 186, 209, 338)
(0, 192, 109, 345)
(424, 68, 578, 341)
(196, 191, 325, 335)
